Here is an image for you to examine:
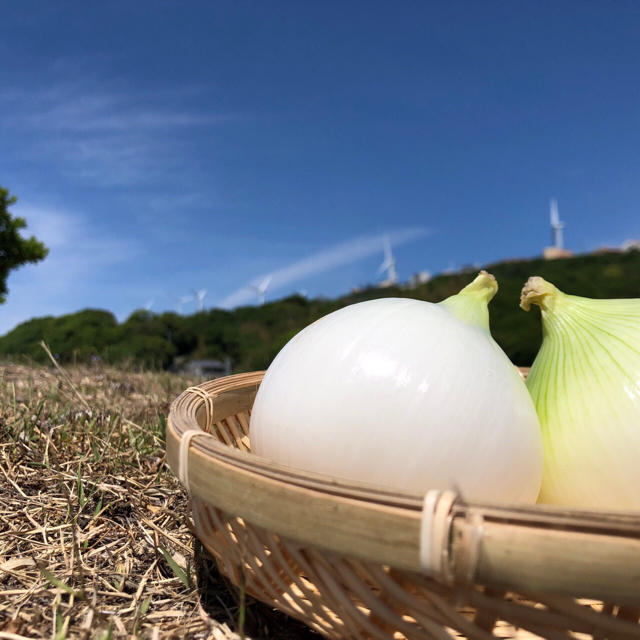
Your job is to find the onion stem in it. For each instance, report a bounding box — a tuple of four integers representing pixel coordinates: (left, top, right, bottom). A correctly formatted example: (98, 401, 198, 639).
(520, 276, 562, 313)
(440, 270, 498, 332)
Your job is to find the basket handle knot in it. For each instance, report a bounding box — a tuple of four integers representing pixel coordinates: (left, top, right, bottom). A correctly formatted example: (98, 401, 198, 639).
(420, 489, 483, 586)
(185, 386, 215, 431)
(177, 386, 217, 493)
(420, 490, 457, 581)
(178, 429, 209, 493)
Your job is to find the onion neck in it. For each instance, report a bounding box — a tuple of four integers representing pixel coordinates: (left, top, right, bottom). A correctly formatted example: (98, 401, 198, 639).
(520, 276, 565, 313)
(521, 276, 640, 344)
(440, 271, 497, 332)
(520, 276, 572, 337)
(520, 277, 597, 352)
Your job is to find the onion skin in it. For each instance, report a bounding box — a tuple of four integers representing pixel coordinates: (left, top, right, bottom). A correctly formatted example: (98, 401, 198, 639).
(521, 277, 640, 510)
(250, 273, 543, 504)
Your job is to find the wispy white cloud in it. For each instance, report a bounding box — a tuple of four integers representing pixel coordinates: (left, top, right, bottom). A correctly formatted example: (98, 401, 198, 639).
(1, 83, 226, 131)
(17, 94, 226, 133)
(142, 191, 211, 214)
(218, 227, 431, 308)
(0, 203, 141, 334)
(51, 136, 170, 187)
(0, 82, 232, 187)
(17, 203, 139, 267)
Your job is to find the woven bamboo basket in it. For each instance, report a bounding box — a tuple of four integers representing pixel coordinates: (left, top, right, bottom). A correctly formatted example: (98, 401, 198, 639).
(166, 371, 640, 639)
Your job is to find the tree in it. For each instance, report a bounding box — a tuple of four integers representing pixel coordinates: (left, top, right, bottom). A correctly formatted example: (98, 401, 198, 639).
(0, 186, 48, 303)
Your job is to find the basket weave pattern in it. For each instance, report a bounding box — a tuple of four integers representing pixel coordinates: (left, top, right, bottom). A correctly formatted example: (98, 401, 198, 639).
(167, 373, 640, 639)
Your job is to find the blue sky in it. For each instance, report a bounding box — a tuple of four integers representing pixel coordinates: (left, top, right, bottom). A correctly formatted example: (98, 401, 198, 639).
(1, 1, 639, 334)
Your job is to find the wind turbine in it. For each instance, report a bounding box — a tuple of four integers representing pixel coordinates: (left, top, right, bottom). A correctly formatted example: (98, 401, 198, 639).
(550, 198, 565, 249)
(192, 289, 207, 312)
(176, 294, 193, 314)
(144, 299, 154, 311)
(249, 275, 272, 305)
(378, 236, 398, 286)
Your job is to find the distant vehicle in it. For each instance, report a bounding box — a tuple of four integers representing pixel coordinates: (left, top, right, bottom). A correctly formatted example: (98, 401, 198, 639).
(176, 358, 232, 378)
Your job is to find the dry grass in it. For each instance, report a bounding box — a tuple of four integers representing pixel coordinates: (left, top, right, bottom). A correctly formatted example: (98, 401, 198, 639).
(0, 360, 319, 639)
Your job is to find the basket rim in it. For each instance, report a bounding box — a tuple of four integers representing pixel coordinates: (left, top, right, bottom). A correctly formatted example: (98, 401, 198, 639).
(167, 372, 640, 524)
(166, 371, 640, 603)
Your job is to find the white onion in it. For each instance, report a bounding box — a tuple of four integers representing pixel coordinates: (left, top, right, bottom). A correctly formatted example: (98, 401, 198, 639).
(250, 272, 543, 503)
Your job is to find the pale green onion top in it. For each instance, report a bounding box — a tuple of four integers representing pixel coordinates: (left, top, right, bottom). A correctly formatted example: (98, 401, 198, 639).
(521, 276, 640, 510)
(440, 270, 498, 332)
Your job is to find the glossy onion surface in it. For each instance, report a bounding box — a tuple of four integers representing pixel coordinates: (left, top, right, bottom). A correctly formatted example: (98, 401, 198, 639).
(250, 298, 543, 503)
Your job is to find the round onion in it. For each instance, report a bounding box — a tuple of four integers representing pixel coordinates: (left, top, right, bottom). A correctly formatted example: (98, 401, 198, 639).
(250, 273, 543, 503)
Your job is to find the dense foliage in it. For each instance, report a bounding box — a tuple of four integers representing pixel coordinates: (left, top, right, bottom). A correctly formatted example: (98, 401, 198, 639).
(1, 251, 639, 370)
(0, 186, 49, 303)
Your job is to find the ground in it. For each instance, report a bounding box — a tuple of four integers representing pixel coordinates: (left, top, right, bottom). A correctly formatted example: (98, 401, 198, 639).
(0, 361, 319, 639)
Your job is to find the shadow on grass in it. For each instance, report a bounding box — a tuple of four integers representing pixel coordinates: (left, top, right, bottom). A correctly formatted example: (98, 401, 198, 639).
(194, 540, 321, 640)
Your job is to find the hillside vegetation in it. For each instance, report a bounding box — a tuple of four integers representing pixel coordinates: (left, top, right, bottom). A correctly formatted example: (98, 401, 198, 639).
(2, 251, 639, 370)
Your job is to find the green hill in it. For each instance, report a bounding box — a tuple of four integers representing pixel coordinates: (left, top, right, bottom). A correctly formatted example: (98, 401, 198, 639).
(2, 250, 639, 371)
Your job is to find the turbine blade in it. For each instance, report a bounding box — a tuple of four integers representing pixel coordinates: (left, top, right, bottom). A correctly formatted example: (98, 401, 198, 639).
(260, 275, 272, 291)
(378, 259, 391, 274)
